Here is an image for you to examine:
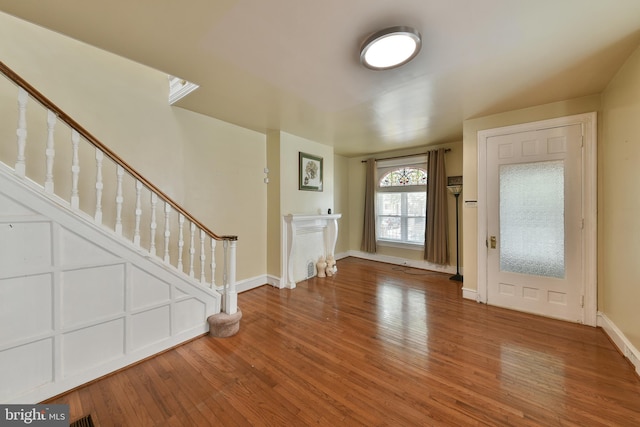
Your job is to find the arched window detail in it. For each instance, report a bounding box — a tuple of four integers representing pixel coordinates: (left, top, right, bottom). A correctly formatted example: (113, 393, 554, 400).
(379, 167, 427, 187)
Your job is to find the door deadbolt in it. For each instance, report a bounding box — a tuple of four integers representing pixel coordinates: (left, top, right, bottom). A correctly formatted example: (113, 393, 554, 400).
(490, 236, 497, 249)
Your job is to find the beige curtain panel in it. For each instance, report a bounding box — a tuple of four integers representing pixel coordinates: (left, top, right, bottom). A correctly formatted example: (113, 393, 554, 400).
(424, 148, 449, 264)
(361, 158, 377, 253)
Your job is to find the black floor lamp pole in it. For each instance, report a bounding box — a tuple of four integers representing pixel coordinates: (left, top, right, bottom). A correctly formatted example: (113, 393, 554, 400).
(450, 192, 463, 282)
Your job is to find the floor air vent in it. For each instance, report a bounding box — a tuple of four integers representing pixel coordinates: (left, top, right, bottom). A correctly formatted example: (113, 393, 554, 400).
(70, 414, 95, 427)
(308, 261, 315, 278)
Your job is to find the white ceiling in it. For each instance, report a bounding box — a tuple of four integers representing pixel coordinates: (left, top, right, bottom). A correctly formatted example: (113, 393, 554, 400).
(1, 0, 640, 156)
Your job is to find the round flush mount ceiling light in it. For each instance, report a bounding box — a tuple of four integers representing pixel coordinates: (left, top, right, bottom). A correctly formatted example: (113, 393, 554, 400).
(360, 26, 422, 70)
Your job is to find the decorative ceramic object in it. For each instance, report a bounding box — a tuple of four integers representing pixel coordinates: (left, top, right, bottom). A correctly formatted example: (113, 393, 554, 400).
(326, 255, 336, 276)
(326, 266, 334, 276)
(316, 256, 327, 278)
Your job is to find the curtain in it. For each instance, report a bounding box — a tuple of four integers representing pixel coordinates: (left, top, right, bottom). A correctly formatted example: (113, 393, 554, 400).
(360, 158, 377, 253)
(424, 148, 449, 264)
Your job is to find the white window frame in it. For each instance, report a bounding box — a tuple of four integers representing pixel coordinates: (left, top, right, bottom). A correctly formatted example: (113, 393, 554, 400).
(375, 156, 427, 249)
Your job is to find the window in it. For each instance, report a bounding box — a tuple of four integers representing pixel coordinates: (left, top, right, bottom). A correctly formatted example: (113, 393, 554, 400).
(376, 160, 427, 246)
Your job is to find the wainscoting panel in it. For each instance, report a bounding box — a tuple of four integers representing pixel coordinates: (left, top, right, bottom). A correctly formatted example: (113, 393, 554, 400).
(0, 165, 220, 403)
(62, 319, 126, 378)
(0, 220, 52, 276)
(174, 298, 207, 335)
(61, 264, 126, 328)
(131, 306, 171, 350)
(60, 227, 121, 266)
(0, 339, 53, 401)
(130, 265, 171, 310)
(0, 274, 53, 344)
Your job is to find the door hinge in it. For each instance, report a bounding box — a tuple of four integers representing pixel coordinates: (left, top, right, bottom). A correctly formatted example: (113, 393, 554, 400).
(581, 295, 585, 308)
(581, 218, 585, 229)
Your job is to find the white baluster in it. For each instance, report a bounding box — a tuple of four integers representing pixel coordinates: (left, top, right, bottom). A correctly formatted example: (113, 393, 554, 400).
(44, 110, 57, 193)
(133, 181, 142, 246)
(150, 193, 158, 256)
(225, 239, 238, 315)
(15, 88, 28, 177)
(210, 238, 217, 288)
(115, 165, 124, 235)
(95, 150, 104, 224)
(163, 202, 171, 263)
(177, 214, 185, 271)
(70, 130, 80, 209)
(200, 229, 206, 284)
(189, 223, 196, 278)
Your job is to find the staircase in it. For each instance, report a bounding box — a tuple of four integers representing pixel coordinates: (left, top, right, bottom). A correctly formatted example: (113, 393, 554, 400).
(0, 62, 238, 403)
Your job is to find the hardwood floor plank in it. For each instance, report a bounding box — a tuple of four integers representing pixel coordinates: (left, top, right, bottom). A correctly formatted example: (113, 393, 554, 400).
(45, 257, 640, 426)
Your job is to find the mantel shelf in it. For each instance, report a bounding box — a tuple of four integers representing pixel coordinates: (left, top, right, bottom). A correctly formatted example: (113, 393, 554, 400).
(284, 213, 342, 222)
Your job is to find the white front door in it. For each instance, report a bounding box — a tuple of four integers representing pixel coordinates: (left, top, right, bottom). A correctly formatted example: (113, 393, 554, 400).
(485, 124, 584, 322)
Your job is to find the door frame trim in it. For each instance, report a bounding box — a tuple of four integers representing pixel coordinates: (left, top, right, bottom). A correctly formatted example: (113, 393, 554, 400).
(477, 112, 597, 326)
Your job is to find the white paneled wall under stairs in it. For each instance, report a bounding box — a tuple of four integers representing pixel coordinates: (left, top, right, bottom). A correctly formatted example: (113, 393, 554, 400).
(0, 62, 238, 403)
(0, 165, 220, 402)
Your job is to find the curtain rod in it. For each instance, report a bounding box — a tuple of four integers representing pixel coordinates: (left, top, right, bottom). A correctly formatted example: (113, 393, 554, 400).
(361, 148, 451, 163)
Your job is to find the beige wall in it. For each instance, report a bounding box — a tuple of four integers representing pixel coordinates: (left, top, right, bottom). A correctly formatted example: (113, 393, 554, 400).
(266, 130, 335, 279)
(461, 94, 601, 293)
(0, 12, 267, 281)
(600, 43, 640, 349)
(266, 130, 282, 277)
(347, 142, 463, 265)
(280, 132, 334, 215)
(333, 154, 350, 255)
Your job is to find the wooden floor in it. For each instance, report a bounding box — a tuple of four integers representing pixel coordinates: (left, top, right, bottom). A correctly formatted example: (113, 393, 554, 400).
(48, 257, 640, 426)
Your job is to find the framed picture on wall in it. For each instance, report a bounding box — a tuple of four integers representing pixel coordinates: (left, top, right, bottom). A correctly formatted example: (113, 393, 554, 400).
(299, 152, 323, 191)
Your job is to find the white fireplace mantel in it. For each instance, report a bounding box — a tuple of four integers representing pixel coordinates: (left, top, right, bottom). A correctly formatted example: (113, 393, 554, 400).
(281, 213, 341, 288)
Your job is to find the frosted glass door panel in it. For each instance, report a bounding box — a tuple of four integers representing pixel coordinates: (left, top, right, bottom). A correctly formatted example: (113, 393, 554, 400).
(499, 160, 564, 278)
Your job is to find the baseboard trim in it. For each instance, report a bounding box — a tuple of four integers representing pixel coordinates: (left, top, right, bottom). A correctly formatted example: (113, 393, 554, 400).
(347, 250, 457, 275)
(235, 274, 275, 293)
(598, 312, 640, 376)
(462, 287, 478, 302)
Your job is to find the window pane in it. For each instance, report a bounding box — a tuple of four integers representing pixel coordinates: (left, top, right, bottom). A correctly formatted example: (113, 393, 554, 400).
(379, 193, 401, 215)
(378, 216, 401, 240)
(376, 191, 425, 244)
(407, 217, 425, 243)
(380, 168, 427, 187)
(500, 160, 564, 278)
(407, 192, 426, 216)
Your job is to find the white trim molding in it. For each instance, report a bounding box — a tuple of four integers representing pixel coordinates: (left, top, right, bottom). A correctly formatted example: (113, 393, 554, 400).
(598, 312, 640, 376)
(462, 287, 478, 301)
(232, 274, 278, 293)
(168, 75, 199, 105)
(348, 250, 457, 275)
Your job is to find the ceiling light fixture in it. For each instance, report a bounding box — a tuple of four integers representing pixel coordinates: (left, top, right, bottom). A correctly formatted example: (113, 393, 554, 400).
(360, 26, 422, 70)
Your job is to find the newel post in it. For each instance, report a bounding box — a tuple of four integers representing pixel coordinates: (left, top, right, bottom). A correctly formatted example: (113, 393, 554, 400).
(225, 238, 238, 315)
(207, 236, 241, 338)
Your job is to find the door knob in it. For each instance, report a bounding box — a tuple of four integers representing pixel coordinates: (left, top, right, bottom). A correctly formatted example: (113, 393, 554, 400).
(490, 236, 497, 249)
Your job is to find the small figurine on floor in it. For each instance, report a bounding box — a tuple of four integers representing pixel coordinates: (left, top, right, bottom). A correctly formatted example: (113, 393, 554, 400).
(325, 255, 336, 277)
(316, 256, 327, 278)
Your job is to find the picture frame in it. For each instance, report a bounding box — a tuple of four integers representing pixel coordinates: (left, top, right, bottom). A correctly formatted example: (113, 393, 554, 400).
(299, 152, 323, 191)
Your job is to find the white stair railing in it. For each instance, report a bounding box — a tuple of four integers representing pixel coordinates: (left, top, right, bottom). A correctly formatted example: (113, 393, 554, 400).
(0, 61, 238, 315)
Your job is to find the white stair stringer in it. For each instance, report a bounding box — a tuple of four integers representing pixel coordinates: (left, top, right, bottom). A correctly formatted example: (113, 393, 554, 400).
(0, 163, 221, 403)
